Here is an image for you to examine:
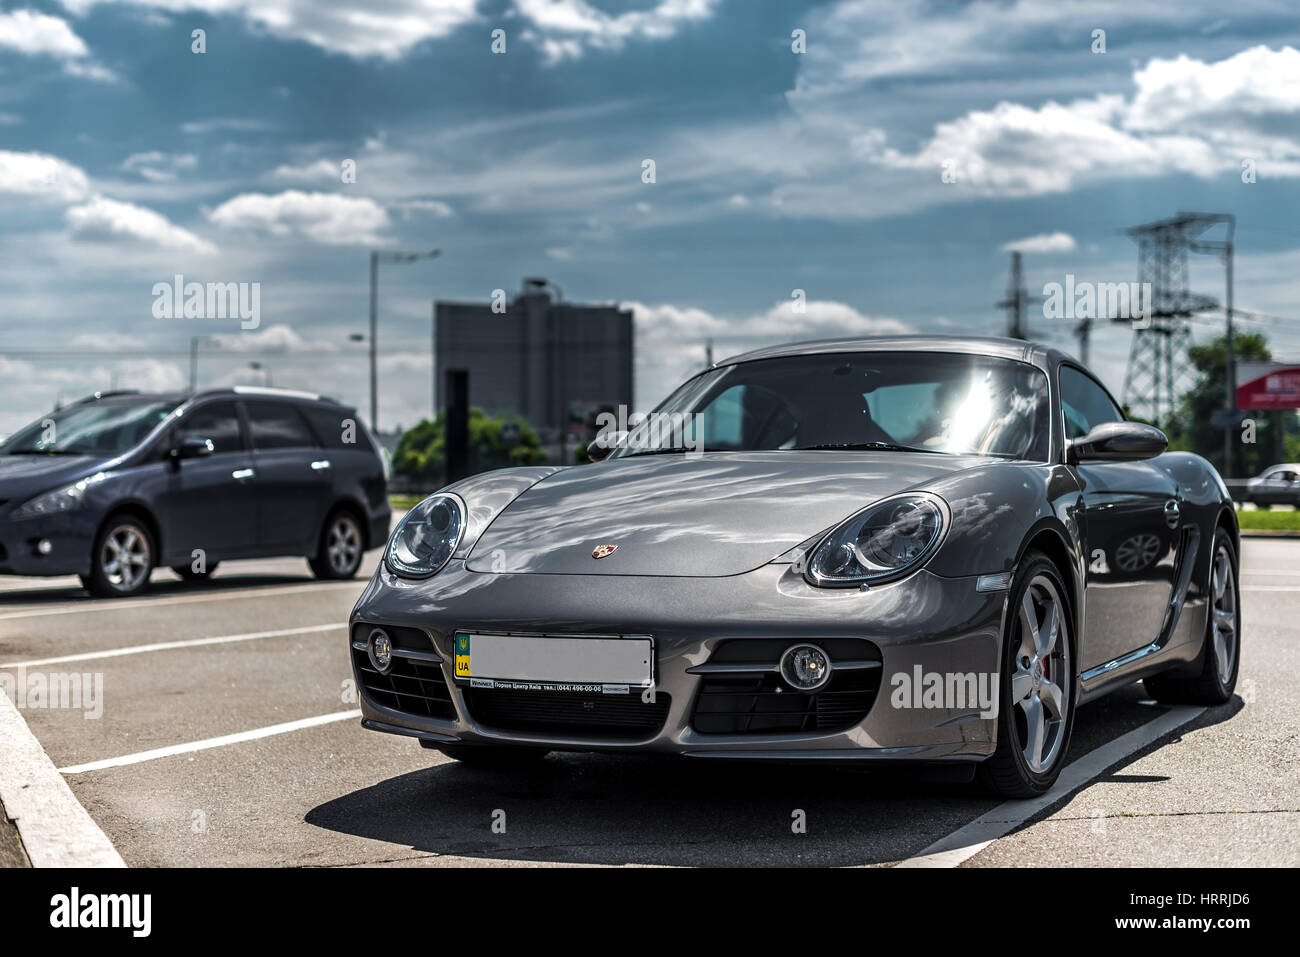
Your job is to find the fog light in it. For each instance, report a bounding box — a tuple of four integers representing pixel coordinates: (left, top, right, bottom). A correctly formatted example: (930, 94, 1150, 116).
(367, 628, 393, 674)
(779, 643, 831, 692)
(36, 538, 53, 556)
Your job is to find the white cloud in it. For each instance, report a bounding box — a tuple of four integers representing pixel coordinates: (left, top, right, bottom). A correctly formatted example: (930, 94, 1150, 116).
(207, 190, 392, 245)
(0, 150, 91, 202)
(269, 158, 344, 184)
(62, 0, 480, 60)
(514, 0, 719, 62)
(122, 151, 199, 182)
(208, 323, 336, 353)
(391, 198, 454, 218)
(0, 9, 116, 81)
(0, 9, 87, 58)
(1124, 46, 1300, 132)
(1001, 232, 1077, 254)
(66, 195, 218, 254)
(180, 117, 273, 135)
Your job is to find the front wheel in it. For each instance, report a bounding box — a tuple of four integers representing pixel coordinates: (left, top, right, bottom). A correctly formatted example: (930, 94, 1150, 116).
(978, 552, 1075, 798)
(308, 511, 364, 580)
(86, 516, 155, 598)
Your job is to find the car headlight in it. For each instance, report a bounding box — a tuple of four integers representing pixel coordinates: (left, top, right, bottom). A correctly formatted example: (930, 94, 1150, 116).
(385, 493, 465, 579)
(804, 492, 949, 588)
(11, 478, 93, 519)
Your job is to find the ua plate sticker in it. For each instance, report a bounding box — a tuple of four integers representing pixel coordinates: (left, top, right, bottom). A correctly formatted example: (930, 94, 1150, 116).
(454, 632, 470, 678)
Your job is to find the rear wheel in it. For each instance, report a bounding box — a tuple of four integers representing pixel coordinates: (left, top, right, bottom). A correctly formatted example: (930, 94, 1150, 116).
(979, 552, 1075, 798)
(86, 516, 155, 598)
(423, 742, 550, 768)
(1145, 530, 1240, 705)
(308, 510, 364, 580)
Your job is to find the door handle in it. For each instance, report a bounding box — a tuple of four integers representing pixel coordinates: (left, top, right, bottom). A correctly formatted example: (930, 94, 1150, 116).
(232, 468, 255, 481)
(310, 460, 331, 470)
(1163, 498, 1180, 528)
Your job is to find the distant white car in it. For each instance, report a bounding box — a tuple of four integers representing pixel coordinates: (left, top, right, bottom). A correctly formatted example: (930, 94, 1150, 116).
(1246, 464, 1300, 508)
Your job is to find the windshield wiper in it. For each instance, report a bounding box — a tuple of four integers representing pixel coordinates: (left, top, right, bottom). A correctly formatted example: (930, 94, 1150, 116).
(622, 446, 697, 457)
(794, 441, 947, 454)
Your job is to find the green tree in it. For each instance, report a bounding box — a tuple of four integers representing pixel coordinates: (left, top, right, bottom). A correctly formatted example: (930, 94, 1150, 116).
(392, 410, 547, 483)
(1165, 333, 1299, 475)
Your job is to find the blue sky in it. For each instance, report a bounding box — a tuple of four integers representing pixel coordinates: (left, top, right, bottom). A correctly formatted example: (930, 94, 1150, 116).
(3, 0, 1300, 434)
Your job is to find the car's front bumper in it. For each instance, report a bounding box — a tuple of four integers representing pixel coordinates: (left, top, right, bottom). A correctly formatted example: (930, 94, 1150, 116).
(0, 509, 98, 577)
(348, 561, 1008, 762)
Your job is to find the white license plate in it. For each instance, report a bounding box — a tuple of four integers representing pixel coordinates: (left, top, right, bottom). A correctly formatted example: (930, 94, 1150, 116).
(453, 632, 653, 690)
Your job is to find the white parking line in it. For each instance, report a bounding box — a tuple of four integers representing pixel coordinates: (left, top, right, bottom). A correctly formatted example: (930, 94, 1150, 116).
(0, 623, 344, 670)
(0, 687, 125, 866)
(0, 580, 359, 622)
(1240, 585, 1300, 592)
(59, 709, 362, 775)
(895, 704, 1205, 868)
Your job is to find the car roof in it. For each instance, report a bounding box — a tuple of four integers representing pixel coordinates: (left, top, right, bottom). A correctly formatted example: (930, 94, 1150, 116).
(714, 335, 1065, 370)
(70, 387, 348, 408)
(1263, 463, 1300, 472)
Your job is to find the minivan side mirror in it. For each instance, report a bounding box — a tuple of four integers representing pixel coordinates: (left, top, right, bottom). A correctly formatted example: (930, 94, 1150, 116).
(171, 437, 214, 460)
(1067, 421, 1167, 464)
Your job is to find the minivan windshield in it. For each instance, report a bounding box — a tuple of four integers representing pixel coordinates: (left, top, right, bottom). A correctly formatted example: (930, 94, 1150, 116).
(0, 399, 174, 457)
(620, 351, 1051, 461)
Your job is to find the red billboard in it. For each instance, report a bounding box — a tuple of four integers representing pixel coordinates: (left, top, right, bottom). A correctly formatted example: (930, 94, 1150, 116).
(1237, 362, 1300, 411)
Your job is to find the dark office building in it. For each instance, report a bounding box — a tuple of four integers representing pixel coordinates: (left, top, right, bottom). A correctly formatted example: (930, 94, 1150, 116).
(434, 278, 634, 463)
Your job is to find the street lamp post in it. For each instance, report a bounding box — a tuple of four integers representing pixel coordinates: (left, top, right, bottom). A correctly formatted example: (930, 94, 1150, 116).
(368, 248, 441, 434)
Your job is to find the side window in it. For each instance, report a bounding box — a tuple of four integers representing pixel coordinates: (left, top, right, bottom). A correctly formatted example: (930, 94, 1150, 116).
(1060, 366, 1122, 440)
(301, 404, 368, 452)
(175, 401, 243, 454)
(245, 401, 317, 450)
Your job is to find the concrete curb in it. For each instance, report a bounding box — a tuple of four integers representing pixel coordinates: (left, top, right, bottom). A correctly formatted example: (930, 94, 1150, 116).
(0, 688, 125, 867)
(1238, 528, 1300, 538)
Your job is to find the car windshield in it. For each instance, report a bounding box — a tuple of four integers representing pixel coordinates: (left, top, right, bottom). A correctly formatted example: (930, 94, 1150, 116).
(0, 399, 174, 457)
(621, 351, 1051, 461)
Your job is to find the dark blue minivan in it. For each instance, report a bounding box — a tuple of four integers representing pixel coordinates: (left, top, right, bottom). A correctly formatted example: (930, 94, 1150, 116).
(0, 388, 391, 597)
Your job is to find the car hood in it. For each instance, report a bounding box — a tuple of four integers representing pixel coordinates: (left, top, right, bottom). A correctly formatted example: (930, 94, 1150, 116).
(464, 451, 999, 577)
(0, 454, 107, 505)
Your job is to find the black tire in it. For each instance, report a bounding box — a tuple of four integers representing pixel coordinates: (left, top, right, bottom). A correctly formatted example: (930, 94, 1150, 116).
(86, 515, 155, 598)
(308, 509, 364, 580)
(1144, 529, 1240, 705)
(423, 742, 550, 768)
(172, 562, 219, 582)
(978, 551, 1076, 798)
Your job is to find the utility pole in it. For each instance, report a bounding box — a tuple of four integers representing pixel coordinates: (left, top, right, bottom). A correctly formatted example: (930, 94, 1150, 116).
(367, 248, 442, 434)
(189, 336, 202, 392)
(705, 339, 714, 367)
(1074, 317, 1091, 367)
(996, 252, 1042, 339)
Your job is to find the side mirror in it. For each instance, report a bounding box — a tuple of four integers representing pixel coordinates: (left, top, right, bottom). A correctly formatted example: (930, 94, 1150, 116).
(586, 430, 628, 463)
(1068, 421, 1167, 464)
(171, 437, 214, 460)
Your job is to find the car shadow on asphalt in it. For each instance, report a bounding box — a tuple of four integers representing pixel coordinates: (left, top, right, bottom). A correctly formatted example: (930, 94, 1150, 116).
(305, 683, 1233, 867)
(0, 573, 318, 607)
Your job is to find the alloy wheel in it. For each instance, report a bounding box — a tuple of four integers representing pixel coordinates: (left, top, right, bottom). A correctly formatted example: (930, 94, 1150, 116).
(327, 515, 361, 574)
(1210, 543, 1238, 685)
(1011, 574, 1071, 774)
(101, 524, 151, 592)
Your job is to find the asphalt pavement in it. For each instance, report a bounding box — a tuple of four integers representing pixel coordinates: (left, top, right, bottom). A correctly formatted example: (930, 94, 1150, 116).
(0, 535, 1295, 867)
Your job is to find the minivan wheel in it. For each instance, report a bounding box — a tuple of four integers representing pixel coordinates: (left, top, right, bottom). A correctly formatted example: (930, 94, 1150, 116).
(87, 516, 155, 598)
(978, 552, 1075, 799)
(308, 511, 364, 580)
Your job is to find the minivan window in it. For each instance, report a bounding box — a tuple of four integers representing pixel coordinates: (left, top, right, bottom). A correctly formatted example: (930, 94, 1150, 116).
(175, 401, 243, 454)
(245, 401, 317, 450)
(0, 399, 173, 456)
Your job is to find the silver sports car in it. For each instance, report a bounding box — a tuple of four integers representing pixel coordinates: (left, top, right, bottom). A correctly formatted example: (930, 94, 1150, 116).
(349, 337, 1240, 797)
